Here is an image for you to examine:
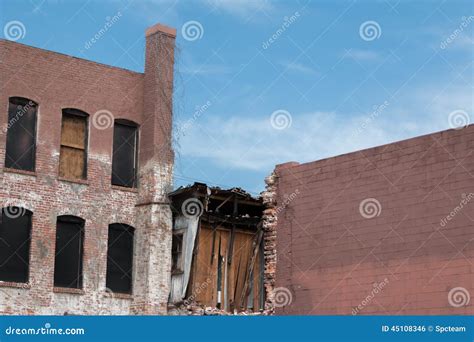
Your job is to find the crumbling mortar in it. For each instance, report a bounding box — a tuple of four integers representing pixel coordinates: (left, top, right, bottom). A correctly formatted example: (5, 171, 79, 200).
(260, 171, 278, 314)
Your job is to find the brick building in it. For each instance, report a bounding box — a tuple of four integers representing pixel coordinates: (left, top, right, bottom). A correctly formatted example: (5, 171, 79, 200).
(1, 20, 472, 317)
(265, 126, 474, 315)
(0, 23, 176, 315)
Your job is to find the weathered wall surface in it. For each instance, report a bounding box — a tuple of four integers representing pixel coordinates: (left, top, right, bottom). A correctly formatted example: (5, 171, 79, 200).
(273, 126, 474, 315)
(0, 23, 175, 315)
(261, 173, 278, 314)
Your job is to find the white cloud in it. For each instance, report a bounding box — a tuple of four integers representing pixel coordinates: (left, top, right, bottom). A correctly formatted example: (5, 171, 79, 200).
(445, 34, 474, 50)
(179, 111, 395, 171)
(178, 85, 472, 172)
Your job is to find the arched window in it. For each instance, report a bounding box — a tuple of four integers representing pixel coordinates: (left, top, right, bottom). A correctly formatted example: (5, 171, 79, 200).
(5, 97, 38, 171)
(112, 120, 139, 188)
(59, 108, 89, 180)
(0, 207, 32, 283)
(106, 223, 134, 294)
(53, 215, 85, 289)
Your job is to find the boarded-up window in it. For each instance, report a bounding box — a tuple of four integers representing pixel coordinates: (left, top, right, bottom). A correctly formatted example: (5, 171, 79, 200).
(5, 97, 38, 171)
(0, 207, 32, 283)
(106, 223, 134, 294)
(112, 120, 138, 188)
(53, 215, 84, 289)
(59, 109, 88, 180)
(172, 233, 184, 273)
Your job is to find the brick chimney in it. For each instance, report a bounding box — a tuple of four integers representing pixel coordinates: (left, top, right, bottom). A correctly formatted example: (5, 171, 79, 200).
(133, 23, 176, 315)
(141, 23, 175, 166)
(139, 23, 176, 203)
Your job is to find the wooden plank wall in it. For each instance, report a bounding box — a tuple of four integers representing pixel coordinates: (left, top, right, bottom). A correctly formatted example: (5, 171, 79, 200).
(189, 222, 262, 311)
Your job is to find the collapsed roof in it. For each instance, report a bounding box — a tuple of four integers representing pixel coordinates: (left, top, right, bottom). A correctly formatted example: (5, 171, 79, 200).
(169, 182, 263, 228)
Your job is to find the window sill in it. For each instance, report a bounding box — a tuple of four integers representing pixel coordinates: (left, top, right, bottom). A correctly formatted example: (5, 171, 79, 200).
(3, 168, 37, 177)
(111, 185, 138, 193)
(53, 287, 85, 295)
(0, 281, 30, 289)
(58, 177, 89, 185)
(104, 291, 133, 300)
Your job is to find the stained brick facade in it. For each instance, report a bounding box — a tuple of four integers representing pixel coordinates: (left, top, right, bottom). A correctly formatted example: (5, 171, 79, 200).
(0, 23, 176, 315)
(272, 126, 474, 315)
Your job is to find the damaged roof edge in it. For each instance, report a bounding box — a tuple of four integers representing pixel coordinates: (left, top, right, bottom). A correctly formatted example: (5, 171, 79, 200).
(168, 182, 262, 203)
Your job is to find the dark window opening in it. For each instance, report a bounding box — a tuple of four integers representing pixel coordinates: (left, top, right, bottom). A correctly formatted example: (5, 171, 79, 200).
(112, 120, 138, 188)
(171, 233, 184, 273)
(0, 207, 32, 283)
(59, 109, 89, 180)
(5, 97, 38, 172)
(53, 215, 84, 289)
(106, 223, 134, 294)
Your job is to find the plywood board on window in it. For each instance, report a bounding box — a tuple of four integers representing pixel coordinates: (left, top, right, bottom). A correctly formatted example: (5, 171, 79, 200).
(61, 115, 86, 149)
(59, 146, 85, 179)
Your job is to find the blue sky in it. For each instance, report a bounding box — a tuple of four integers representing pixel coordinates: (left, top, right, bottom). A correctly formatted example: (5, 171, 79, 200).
(1, 0, 473, 194)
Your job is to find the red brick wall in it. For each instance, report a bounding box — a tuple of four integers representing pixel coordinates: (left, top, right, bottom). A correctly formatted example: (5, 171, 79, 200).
(0, 24, 176, 315)
(273, 126, 474, 315)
